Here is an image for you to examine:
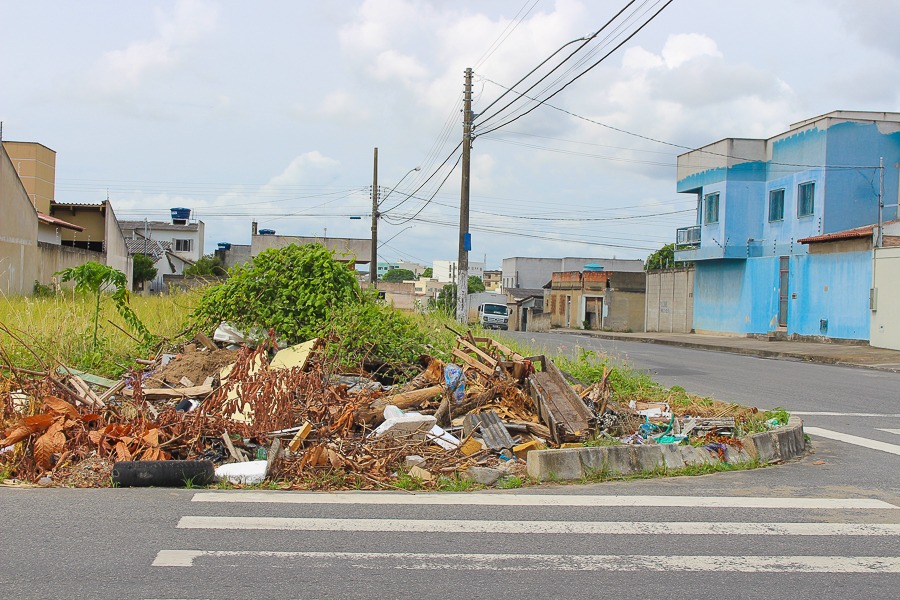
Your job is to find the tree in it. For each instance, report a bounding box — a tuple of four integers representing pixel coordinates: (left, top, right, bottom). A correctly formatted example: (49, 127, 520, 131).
(428, 276, 486, 315)
(57, 262, 152, 350)
(645, 243, 676, 270)
(132, 254, 158, 289)
(381, 268, 415, 283)
(421, 267, 433, 279)
(185, 254, 227, 277)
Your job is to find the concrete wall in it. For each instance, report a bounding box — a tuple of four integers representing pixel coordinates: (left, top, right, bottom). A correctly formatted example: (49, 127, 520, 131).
(871, 246, 900, 350)
(375, 281, 417, 311)
(0, 145, 40, 295)
(36, 242, 104, 284)
(604, 290, 646, 332)
(252, 234, 370, 266)
(646, 267, 694, 333)
(693, 251, 872, 340)
(103, 203, 133, 289)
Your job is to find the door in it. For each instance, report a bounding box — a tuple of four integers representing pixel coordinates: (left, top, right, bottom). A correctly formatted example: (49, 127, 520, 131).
(778, 256, 789, 328)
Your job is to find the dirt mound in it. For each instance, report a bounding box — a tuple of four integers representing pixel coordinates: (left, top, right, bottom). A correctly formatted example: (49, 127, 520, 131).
(144, 349, 238, 388)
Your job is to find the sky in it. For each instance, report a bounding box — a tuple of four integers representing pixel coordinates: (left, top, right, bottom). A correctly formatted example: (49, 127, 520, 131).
(2, 0, 898, 270)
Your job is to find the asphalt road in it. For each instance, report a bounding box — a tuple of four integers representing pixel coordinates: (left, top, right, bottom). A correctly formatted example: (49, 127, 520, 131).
(2, 332, 900, 599)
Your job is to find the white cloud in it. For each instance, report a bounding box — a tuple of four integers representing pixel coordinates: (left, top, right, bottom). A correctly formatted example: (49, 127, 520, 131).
(92, 0, 217, 92)
(660, 33, 721, 69)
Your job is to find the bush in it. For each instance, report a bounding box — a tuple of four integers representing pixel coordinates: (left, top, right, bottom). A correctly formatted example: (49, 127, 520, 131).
(189, 244, 359, 344)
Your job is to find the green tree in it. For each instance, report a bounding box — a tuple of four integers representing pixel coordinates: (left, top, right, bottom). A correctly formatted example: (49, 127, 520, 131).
(421, 267, 433, 278)
(381, 268, 415, 283)
(57, 262, 152, 350)
(132, 254, 158, 289)
(189, 243, 359, 343)
(428, 276, 485, 314)
(645, 243, 676, 270)
(185, 254, 227, 277)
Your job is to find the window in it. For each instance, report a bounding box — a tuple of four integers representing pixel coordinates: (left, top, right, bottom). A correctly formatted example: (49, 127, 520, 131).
(175, 239, 192, 252)
(798, 181, 815, 217)
(704, 192, 719, 224)
(768, 189, 785, 222)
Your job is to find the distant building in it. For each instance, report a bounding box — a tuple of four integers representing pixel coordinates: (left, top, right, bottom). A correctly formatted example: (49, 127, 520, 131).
(501, 257, 643, 290)
(398, 260, 428, 277)
(483, 269, 501, 291)
(376, 262, 400, 277)
(120, 209, 205, 292)
(546, 270, 646, 331)
(433, 259, 485, 283)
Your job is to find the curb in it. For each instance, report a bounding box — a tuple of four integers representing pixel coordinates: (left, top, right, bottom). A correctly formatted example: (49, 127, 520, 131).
(563, 330, 900, 372)
(525, 417, 805, 482)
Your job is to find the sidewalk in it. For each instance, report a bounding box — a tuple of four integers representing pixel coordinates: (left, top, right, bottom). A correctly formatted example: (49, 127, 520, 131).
(556, 329, 900, 372)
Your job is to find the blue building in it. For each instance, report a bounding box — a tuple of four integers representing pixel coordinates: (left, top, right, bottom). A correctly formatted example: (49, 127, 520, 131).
(674, 111, 900, 340)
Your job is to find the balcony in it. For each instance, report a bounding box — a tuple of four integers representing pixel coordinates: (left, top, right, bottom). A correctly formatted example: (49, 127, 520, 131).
(676, 225, 700, 247)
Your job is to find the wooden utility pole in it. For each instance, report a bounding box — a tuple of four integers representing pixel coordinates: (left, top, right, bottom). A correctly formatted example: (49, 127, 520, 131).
(456, 67, 474, 324)
(370, 147, 379, 283)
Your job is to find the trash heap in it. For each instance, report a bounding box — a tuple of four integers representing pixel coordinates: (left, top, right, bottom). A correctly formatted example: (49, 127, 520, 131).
(1, 327, 769, 489)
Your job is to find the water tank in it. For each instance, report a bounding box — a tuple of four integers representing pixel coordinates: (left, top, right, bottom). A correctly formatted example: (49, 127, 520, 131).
(170, 207, 191, 221)
(258, 228, 276, 235)
(217, 242, 232, 250)
(583, 263, 604, 272)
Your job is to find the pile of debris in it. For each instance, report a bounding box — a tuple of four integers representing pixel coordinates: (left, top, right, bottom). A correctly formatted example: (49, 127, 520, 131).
(1, 327, 764, 489)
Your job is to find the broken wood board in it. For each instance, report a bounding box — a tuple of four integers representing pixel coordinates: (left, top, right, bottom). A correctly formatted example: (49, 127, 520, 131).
(354, 385, 444, 426)
(527, 355, 594, 444)
(452, 348, 493, 376)
(124, 382, 214, 400)
(456, 338, 499, 368)
(55, 366, 117, 389)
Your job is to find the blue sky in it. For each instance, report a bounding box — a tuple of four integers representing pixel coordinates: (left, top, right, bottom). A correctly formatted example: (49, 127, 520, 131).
(2, 0, 897, 268)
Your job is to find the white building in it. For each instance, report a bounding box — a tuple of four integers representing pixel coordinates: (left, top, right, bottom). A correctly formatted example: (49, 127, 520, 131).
(433, 259, 485, 283)
(120, 208, 205, 291)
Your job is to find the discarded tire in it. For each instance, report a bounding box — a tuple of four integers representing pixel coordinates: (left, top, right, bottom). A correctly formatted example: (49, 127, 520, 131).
(112, 460, 215, 488)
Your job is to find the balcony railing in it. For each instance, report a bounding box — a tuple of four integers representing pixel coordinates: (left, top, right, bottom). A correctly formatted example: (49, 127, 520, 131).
(676, 225, 701, 247)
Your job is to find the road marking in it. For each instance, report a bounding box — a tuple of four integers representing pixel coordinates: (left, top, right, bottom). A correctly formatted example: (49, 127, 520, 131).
(177, 516, 900, 536)
(192, 491, 898, 510)
(877, 428, 900, 436)
(792, 412, 900, 417)
(152, 550, 900, 572)
(806, 427, 900, 456)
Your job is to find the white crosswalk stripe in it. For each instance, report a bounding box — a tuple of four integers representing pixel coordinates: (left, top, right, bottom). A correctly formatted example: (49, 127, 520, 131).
(806, 426, 900, 456)
(190, 491, 898, 509)
(152, 550, 900, 573)
(153, 491, 900, 575)
(177, 516, 900, 536)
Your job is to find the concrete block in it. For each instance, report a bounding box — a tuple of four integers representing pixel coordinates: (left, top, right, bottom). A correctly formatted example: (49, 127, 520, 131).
(633, 446, 665, 473)
(526, 448, 585, 481)
(774, 419, 805, 460)
(723, 445, 752, 464)
(659, 444, 687, 469)
(748, 431, 777, 463)
(681, 446, 717, 466)
(462, 466, 504, 486)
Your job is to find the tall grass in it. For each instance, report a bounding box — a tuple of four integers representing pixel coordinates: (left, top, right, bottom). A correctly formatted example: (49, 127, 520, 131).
(0, 288, 202, 377)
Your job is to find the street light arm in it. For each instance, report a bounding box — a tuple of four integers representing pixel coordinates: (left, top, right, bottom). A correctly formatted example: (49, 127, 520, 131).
(378, 166, 421, 208)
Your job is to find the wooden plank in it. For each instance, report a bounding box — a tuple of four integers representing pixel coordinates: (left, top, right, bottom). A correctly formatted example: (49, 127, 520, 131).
(486, 339, 524, 361)
(456, 338, 498, 367)
(527, 355, 594, 444)
(123, 383, 214, 399)
(194, 331, 218, 351)
(222, 430, 248, 462)
(452, 348, 493, 376)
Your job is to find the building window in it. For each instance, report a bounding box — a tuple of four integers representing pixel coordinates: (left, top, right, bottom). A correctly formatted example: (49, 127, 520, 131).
(175, 239, 192, 252)
(768, 189, 785, 222)
(798, 181, 815, 217)
(704, 192, 719, 224)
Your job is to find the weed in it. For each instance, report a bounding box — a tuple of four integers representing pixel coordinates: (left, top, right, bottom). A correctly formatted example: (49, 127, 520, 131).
(393, 472, 425, 491)
(436, 475, 480, 492)
(498, 476, 524, 489)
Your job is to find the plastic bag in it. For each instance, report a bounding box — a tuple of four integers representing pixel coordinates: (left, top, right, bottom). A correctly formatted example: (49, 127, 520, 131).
(444, 364, 465, 403)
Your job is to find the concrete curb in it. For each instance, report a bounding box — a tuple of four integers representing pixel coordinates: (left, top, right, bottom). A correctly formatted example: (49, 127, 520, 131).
(525, 417, 805, 482)
(562, 330, 900, 372)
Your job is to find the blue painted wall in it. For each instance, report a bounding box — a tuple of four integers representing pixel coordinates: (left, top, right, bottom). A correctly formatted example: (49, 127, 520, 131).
(790, 250, 871, 339)
(678, 116, 900, 340)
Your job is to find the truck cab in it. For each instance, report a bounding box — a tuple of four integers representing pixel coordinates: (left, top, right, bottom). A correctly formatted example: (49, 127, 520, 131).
(478, 302, 509, 330)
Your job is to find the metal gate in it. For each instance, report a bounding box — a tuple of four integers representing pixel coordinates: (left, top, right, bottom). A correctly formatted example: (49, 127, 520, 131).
(778, 256, 789, 328)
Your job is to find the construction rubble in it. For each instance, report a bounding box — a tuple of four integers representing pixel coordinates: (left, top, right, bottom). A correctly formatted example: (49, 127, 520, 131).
(0, 328, 767, 489)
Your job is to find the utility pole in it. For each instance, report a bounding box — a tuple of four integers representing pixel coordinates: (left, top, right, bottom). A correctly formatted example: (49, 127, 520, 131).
(370, 147, 379, 283)
(877, 156, 885, 248)
(456, 67, 474, 324)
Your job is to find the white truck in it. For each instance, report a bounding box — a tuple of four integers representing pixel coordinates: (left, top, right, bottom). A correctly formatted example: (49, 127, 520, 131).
(478, 302, 509, 330)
